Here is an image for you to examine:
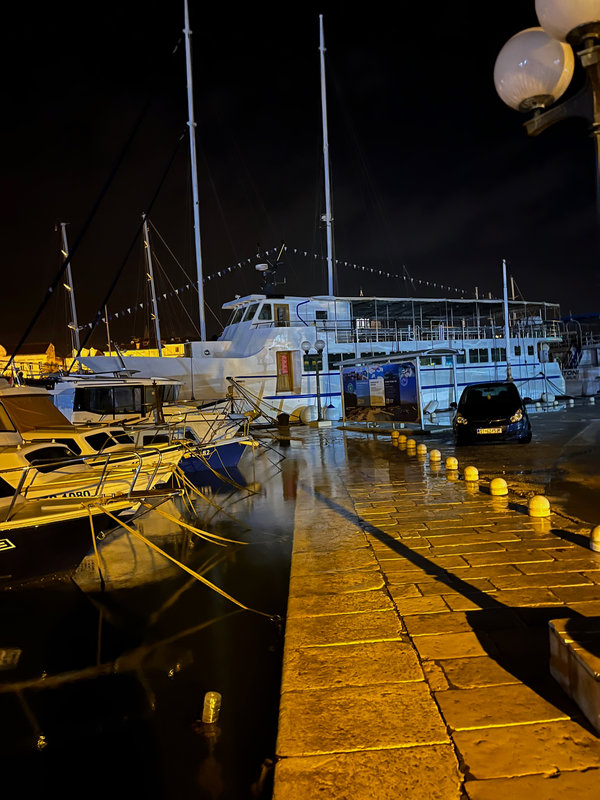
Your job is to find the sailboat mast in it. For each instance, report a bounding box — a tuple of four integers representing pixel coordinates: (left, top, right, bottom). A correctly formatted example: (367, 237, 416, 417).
(142, 214, 163, 356)
(60, 222, 81, 355)
(183, 0, 207, 341)
(319, 14, 335, 296)
(502, 258, 512, 381)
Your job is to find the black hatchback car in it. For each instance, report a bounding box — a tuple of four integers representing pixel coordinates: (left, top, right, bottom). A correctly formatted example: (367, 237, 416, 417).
(452, 381, 532, 445)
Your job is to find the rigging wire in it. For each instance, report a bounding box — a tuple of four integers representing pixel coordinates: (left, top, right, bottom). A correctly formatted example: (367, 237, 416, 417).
(66, 132, 186, 373)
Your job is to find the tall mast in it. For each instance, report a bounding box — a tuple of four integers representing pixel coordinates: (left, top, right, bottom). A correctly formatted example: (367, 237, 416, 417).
(60, 222, 81, 354)
(502, 258, 512, 381)
(183, 0, 206, 340)
(319, 14, 335, 296)
(142, 214, 163, 356)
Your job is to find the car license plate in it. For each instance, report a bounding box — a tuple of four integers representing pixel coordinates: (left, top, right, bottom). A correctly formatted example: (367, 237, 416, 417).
(477, 427, 502, 434)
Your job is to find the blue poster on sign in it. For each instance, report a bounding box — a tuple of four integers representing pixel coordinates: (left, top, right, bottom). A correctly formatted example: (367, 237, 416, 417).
(342, 361, 419, 422)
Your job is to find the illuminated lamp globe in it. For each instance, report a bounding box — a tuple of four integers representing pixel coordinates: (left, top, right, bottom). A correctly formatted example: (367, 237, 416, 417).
(301, 341, 311, 354)
(494, 27, 574, 111)
(536, 0, 600, 43)
(315, 339, 326, 353)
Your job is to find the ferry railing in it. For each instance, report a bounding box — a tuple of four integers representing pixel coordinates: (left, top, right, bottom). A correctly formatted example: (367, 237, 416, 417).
(314, 319, 564, 345)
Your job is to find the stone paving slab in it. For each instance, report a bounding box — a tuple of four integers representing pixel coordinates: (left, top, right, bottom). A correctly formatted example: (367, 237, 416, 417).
(272, 745, 463, 800)
(277, 682, 451, 756)
(463, 769, 600, 800)
(273, 428, 600, 799)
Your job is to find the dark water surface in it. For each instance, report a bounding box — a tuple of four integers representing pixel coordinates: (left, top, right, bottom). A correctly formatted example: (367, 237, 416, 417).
(0, 437, 295, 799)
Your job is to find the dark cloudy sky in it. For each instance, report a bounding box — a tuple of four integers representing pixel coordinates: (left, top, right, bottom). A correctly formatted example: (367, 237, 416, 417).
(2, 1, 599, 355)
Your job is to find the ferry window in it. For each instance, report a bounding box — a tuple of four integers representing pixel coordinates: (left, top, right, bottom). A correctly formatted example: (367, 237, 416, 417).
(54, 438, 82, 456)
(316, 310, 328, 320)
(456, 354, 466, 364)
(85, 432, 114, 452)
(258, 304, 272, 320)
(514, 345, 521, 356)
(243, 303, 259, 322)
(469, 348, 488, 364)
(328, 353, 356, 368)
(274, 305, 290, 326)
(303, 353, 323, 371)
(491, 347, 506, 362)
(527, 345, 534, 356)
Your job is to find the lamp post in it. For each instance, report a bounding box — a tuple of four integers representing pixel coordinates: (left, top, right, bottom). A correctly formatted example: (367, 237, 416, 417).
(494, 1, 600, 213)
(301, 339, 326, 422)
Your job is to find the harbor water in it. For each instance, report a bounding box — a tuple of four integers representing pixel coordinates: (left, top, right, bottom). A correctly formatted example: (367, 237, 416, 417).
(0, 435, 296, 799)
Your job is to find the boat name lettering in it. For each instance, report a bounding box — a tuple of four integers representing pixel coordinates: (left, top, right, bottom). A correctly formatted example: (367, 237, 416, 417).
(45, 490, 92, 499)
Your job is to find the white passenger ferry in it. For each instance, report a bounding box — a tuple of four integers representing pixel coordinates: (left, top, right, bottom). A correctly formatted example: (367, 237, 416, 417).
(80, 292, 566, 423)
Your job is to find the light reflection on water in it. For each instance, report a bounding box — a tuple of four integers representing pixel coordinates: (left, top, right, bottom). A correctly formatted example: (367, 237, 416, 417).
(0, 441, 294, 799)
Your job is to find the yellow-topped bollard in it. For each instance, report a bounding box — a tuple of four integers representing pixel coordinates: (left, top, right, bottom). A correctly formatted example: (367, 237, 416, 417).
(398, 434, 407, 447)
(430, 449, 441, 462)
(464, 465, 479, 482)
(490, 477, 508, 496)
(445, 456, 458, 471)
(416, 443, 427, 456)
(590, 526, 600, 552)
(406, 437, 416, 447)
(391, 429, 400, 440)
(528, 495, 550, 517)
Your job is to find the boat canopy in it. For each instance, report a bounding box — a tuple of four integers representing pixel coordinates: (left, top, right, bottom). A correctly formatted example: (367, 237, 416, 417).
(0, 391, 74, 433)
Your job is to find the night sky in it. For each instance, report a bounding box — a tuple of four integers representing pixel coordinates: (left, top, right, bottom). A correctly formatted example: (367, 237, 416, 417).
(2, 1, 599, 356)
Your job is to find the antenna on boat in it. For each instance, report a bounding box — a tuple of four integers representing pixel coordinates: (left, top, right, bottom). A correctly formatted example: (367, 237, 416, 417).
(183, 0, 207, 341)
(502, 258, 513, 381)
(142, 213, 163, 356)
(59, 223, 81, 356)
(255, 241, 286, 293)
(319, 14, 335, 296)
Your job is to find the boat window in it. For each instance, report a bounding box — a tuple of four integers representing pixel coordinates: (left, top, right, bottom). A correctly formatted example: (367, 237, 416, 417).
(468, 348, 489, 364)
(316, 310, 328, 320)
(527, 345, 534, 356)
(242, 303, 259, 322)
(456, 353, 466, 364)
(143, 433, 170, 445)
(24, 445, 79, 473)
(491, 347, 506, 362)
(228, 308, 245, 325)
(85, 432, 114, 452)
(258, 303, 272, 321)
(514, 345, 521, 356)
(112, 432, 135, 445)
(53, 438, 82, 456)
(113, 387, 142, 415)
(74, 388, 113, 415)
(0, 404, 16, 432)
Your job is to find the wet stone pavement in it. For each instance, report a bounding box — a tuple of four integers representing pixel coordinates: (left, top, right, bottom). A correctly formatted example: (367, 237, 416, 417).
(272, 423, 600, 799)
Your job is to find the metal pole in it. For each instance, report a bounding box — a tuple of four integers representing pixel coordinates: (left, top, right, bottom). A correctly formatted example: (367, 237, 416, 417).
(60, 223, 81, 354)
(315, 353, 322, 421)
(142, 215, 163, 356)
(184, 0, 207, 341)
(319, 14, 335, 296)
(502, 259, 512, 381)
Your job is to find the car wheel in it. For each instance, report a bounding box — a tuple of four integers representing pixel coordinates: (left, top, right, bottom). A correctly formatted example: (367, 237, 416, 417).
(518, 432, 532, 444)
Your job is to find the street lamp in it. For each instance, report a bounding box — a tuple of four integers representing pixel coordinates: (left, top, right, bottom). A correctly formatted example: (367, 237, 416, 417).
(301, 339, 326, 422)
(494, 0, 600, 212)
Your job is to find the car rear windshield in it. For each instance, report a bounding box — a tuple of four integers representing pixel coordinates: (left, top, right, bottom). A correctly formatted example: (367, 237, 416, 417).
(460, 384, 521, 415)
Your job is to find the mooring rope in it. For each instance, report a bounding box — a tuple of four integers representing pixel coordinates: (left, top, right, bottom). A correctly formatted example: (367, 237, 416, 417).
(96, 505, 275, 619)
